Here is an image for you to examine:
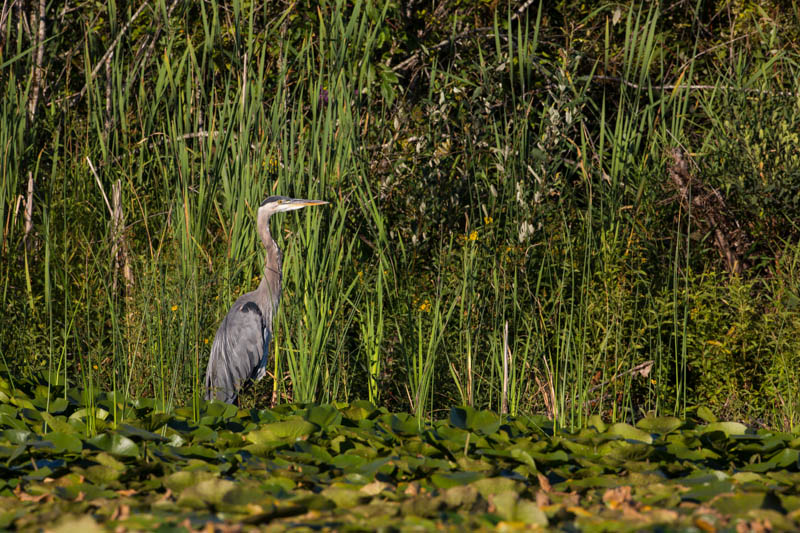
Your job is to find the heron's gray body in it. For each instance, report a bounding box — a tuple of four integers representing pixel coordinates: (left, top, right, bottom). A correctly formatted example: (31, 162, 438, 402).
(204, 196, 325, 404)
(203, 292, 275, 403)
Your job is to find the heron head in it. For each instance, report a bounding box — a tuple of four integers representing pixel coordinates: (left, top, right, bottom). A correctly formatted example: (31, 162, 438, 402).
(258, 196, 328, 215)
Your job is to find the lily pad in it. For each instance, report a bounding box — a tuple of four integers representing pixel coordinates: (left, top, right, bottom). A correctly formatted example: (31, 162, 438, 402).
(246, 419, 316, 444)
(605, 423, 653, 444)
(636, 415, 682, 434)
(450, 407, 501, 435)
(86, 433, 140, 457)
(702, 421, 748, 436)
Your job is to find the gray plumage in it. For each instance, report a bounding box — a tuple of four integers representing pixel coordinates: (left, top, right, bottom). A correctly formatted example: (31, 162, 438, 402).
(204, 196, 328, 404)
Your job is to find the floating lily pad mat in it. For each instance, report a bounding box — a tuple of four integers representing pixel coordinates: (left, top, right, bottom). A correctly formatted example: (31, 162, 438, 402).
(2, 379, 800, 531)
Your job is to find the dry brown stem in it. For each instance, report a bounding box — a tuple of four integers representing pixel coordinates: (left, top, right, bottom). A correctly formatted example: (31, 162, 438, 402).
(667, 148, 749, 274)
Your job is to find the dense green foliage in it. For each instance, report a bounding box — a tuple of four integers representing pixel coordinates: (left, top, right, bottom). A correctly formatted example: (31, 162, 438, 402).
(3, 376, 800, 530)
(2, 0, 800, 429)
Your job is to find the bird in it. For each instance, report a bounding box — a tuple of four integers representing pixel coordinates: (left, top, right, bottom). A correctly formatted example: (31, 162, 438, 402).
(204, 195, 328, 404)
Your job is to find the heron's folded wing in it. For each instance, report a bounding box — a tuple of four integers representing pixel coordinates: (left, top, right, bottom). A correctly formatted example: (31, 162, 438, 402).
(205, 301, 266, 403)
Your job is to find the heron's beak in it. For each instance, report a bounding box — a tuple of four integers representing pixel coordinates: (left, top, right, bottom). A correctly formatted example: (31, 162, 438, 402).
(292, 199, 328, 206)
(276, 198, 329, 212)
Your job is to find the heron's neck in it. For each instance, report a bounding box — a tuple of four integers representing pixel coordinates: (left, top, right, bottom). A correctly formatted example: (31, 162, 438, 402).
(256, 212, 283, 322)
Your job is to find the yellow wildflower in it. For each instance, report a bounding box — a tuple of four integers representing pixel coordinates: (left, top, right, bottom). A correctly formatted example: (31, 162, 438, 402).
(204, 338, 209, 345)
(171, 305, 178, 312)
(419, 300, 431, 312)
(484, 216, 493, 225)
(468, 231, 478, 241)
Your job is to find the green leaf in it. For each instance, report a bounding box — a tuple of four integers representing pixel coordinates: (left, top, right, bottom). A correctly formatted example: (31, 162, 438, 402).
(48, 398, 69, 414)
(321, 484, 365, 508)
(472, 477, 521, 500)
(430, 471, 484, 488)
(488, 491, 518, 520)
(95, 451, 126, 471)
(164, 470, 217, 492)
(441, 485, 478, 508)
(702, 421, 747, 436)
(340, 401, 376, 421)
(509, 448, 537, 471)
(40, 412, 75, 434)
(3, 429, 32, 444)
(515, 499, 548, 526)
(83, 464, 123, 484)
(46, 432, 82, 454)
(178, 478, 236, 508)
(604, 423, 653, 444)
(204, 401, 238, 418)
(246, 419, 316, 444)
(388, 414, 420, 436)
(587, 414, 607, 432)
(449, 407, 501, 435)
(116, 423, 168, 442)
(681, 479, 734, 502)
(636, 415, 682, 434)
(69, 407, 109, 421)
(303, 404, 342, 427)
(331, 453, 367, 470)
(711, 492, 766, 514)
(87, 433, 140, 457)
(696, 406, 717, 423)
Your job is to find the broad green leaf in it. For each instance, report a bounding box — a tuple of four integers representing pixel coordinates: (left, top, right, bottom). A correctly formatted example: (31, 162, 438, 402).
(3, 429, 32, 444)
(605, 423, 653, 444)
(83, 464, 123, 484)
(388, 414, 420, 436)
(331, 453, 367, 470)
(176, 444, 220, 459)
(778, 494, 800, 513)
(450, 407, 501, 435)
(767, 448, 799, 468)
(48, 397, 69, 414)
(87, 433, 140, 457)
(178, 478, 236, 508)
(303, 404, 342, 427)
(587, 414, 606, 432)
(204, 401, 238, 418)
(95, 451, 126, 471)
(321, 485, 365, 508)
(190, 425, 218, 443)
(472, 477, 521, 499)
(441, 485, 478, 508)
(636, 415, 682, 434)
(702, 421, 747, 436)
(509, 448, 537, 471)
(430, 471, 484, 488)
(488, 490, 518, 520)
(163, 470, 218, 492)
(46, 432, 82, 454)
(116, 423, 168, 442)
(515, 499, 548, 526)
(696, 406, 717, 423)
(47, 515, 103, 533)
(246, 419, 316, 444)
(711, 492, 766, 514)
(40, 412, 74, 434)
(681, 480, 734, 502)
(0, 413, 27, 431)
(340, 400, 376, 421)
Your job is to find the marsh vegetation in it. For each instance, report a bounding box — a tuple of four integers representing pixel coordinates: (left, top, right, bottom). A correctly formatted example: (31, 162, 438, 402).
(2, 0, 800, 430)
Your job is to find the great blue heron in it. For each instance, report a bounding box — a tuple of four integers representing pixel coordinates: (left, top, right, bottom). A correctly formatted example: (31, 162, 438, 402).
(204, 196, 328, 404)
